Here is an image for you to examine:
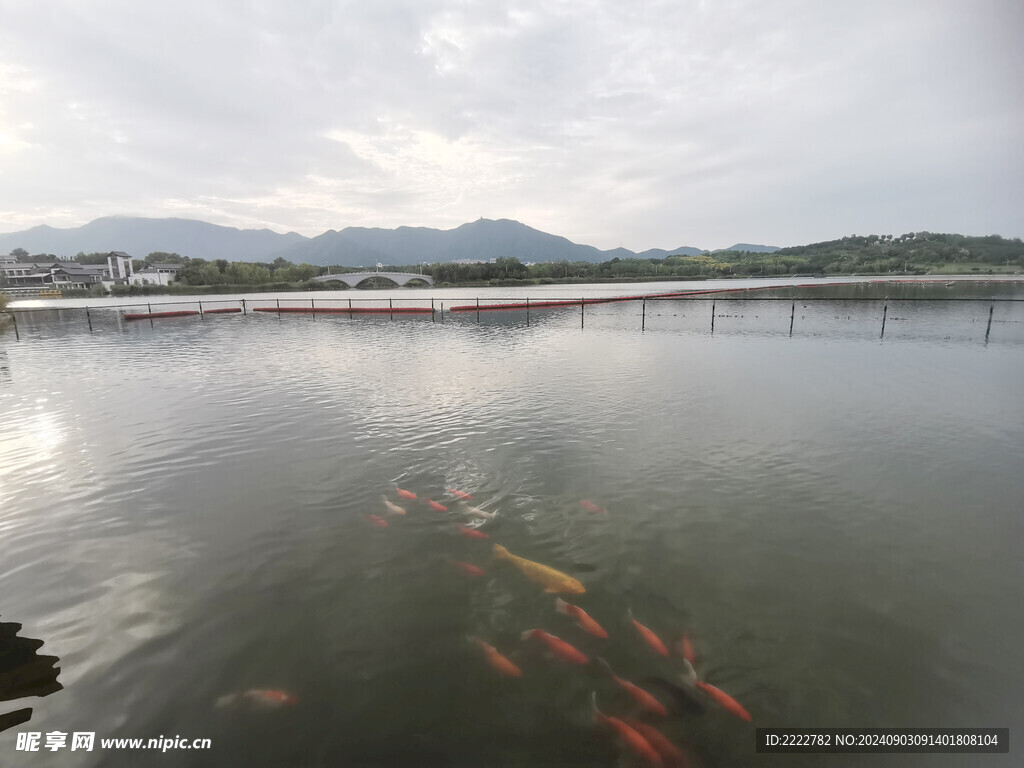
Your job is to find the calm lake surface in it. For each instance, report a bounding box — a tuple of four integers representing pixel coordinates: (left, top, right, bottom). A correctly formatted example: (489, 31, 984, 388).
(2, 279, 1023, 767)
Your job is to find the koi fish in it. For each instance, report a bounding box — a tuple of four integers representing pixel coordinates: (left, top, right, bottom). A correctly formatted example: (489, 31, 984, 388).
(427, 499, 449, 512)
(595, 658, 668, 717)
(629, 610, 669, 656)
(493, 544, 585, 594)
(382, 496, 407, 516)
(216, 689, 298, 709)
(554, 597, 607, 638)
(366, 514, 388, 527)
(696, 680, 751, 722)
(623, 720, 689, 768)
(592, 693, 663, 767)
(459, 525, 489, 540)
(460, 503, 496, 519)
(579, 499, 607, 515)
(395, 486, 417, 500)
(521, 629, 589, 665)
(453, 561, 485, 578)
(446, 487, 474, 500)
(469, 636, 522, 677)
(677, 632, 696, 664)
(638, 676, 704, 715)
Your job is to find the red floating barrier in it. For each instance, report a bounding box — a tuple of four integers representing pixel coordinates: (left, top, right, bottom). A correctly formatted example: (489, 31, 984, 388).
(202, 307, 242, 314)
(123, 311, 200, 320)
(251, 306, 433, 314)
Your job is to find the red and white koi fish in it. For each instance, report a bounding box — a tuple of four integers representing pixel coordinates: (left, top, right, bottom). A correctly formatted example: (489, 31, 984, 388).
(629, 610, 669, 657)
(216, 689, 297, 709)
(458, 525, 489, 540)
(623, 720, 689, 768)
(696, 680, 751, 722)
(446, 487, 474, 500)
(469, 636, 522, 678)
(395, 486, 417, 500)
(592, 693, 663, 767)
(382, 496, 407, 516)
(366, 514, 388, 528)
(460, 503, 496, 519)
(520, 629, 589, 665)
(554, 597, 608, 638)
(453, 561, 485, 578)
(677, 632, 696, 664)
(595, 658, 668, 717)
(579, 499, 608, 516)
(426, 499, 449, 512)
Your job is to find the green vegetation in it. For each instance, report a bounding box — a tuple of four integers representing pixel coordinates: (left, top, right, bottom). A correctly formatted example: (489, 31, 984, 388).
(6, 232, 1021, 294)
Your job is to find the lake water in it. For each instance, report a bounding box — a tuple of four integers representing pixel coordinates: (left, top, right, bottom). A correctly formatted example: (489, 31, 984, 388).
(2, 279, 1022, 767)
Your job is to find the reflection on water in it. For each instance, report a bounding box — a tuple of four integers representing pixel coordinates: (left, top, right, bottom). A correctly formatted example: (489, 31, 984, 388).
(0, 282, 1022, 766)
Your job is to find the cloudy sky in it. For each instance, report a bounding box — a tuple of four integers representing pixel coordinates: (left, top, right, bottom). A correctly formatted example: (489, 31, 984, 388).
(0, 0, 1021, 251)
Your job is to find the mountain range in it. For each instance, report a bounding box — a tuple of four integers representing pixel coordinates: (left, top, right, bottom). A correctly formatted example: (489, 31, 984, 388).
(0, 216, 778, 266)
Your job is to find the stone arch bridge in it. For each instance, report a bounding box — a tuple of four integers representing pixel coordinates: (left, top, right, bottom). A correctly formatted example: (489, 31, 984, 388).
(312, 271, 433, 288)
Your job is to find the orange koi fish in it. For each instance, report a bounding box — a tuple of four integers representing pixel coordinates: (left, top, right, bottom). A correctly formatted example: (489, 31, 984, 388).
(382, 496, 407, 516)
(366, 514, 388, 527)
(629, 610, 669, 657)
(216, 689, 298, 709)
(554, 597, 608, 638)
(395, 486, 417, 500)
(677, 632, 696, 664)
(595, 658, 668, 717)
(521, 629, 589, 665)
(458, 525, 489, 540)
(447, 487, 474, 500)
(696, 680, 751, 722)
(469, 636, 522, 677)
(592, 693, 663, 767)
(427, 499, 449, 512)
(623, 720, 689, 768)
(453, 561, 485, 578)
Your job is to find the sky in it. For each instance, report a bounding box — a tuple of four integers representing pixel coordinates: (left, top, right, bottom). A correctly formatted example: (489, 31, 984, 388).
(0, 0, 1021, 252)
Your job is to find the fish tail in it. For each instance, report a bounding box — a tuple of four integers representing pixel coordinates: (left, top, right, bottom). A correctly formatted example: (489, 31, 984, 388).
(554, 597, 572, 616)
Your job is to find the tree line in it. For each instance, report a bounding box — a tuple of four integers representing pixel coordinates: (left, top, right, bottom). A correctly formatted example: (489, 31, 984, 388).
(5, 232, 1021, 290)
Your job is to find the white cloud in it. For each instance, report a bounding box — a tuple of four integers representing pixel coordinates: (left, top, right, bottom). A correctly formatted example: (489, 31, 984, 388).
(0, 0, 1020, 248)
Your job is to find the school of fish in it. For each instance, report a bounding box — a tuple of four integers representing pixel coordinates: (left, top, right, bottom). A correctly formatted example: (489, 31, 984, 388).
(219, 483, 753, 766)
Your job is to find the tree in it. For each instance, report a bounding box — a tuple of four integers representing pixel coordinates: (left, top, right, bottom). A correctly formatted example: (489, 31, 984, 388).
(11, 248, 28, 261)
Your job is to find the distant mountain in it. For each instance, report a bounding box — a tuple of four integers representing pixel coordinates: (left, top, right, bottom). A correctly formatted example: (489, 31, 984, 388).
(0, 217, 307, 262)
(271, 218, 654, 267)
(636, 246, 704, 259)
(714, 243, 779, 253)
(0, 215, 714, 265)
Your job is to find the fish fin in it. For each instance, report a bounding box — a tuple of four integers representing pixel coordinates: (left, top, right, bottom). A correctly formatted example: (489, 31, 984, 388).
(554, 597, 572, 616)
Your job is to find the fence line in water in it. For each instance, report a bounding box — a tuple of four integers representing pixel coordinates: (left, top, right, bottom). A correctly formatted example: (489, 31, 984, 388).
(4, 293, 1023, 342)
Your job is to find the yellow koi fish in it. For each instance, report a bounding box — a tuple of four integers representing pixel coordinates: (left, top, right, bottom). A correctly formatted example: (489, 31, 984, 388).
(493, 544, 585, 594)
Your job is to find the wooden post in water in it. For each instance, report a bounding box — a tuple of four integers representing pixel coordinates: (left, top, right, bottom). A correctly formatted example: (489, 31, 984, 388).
(86, 306, 93, 333)
(880, 298, 888, 338)
(148, 303, 153, 328)
(526, 297, 530, 327)
(985, 302, 994, 341)
(10, 311, 19, 341)
(241, 299, 246, 315)
(311, 298, 315, 319)
(276, 298, 281, 319)
(789, 300, 795, 336)
(581, 298, 584, 329)
(199, 300, 204, 318)
(440, 301, 444, 323)
(711, 300, 716, 333)
(642, 297, 646, 331)
(476, 298, 480, 323)
(431, 298, 435, 322)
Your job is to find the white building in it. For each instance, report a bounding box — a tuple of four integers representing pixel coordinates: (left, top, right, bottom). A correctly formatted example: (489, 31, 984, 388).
(130, 263, 181, 286)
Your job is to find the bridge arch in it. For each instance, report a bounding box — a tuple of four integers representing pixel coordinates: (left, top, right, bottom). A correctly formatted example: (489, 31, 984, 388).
(312, 271, 434, 288)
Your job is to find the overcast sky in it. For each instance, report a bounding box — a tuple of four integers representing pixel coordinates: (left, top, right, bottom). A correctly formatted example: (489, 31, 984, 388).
(0, 0, 1021, 251)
